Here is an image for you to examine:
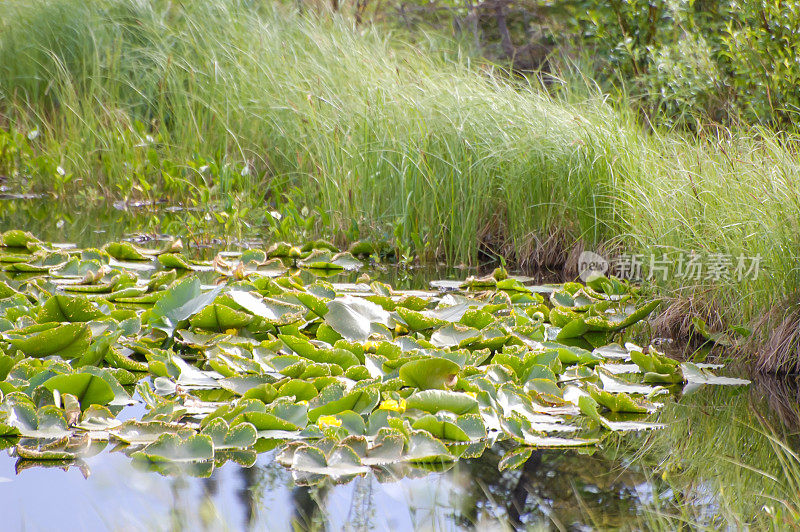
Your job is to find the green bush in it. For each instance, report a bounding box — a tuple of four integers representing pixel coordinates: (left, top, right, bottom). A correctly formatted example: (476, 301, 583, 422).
(721, 0, 800, 126)
(359, 0, 800, 129)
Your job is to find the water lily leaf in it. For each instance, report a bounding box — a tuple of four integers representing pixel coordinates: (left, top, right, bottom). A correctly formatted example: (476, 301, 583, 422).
(298, 250, 343, 271)
(0, 230, 39, 248)
(43, 373, 115, 407)
(294, 292, 329, 317)
(587, 384, 652, 413)
(524, 364, 558, 382)
(496, 279, 531, 293)
(308, 386, 379, 422)
(395, 307, 444, 331)
(105, 346, 149, 372)
(614, 300, 660, 329)
(158, 253, 192, 270)
(104, 242, 152, 261)
(520, 434, 599, 447)
(200, 418, 257, 449)
(324, 296, 393, 341)
(552, 345, 603, 366)
(277, 380, 318, 401)
(405, 430, 454, 463)
(279, 334, 360, 369)
(597, 368, 659, 394)
(430, 324, 481, 348)
(459, 308, 495, 329)
(110, 421, 194, 445)
(330, 252, 362, 270)
(292, 444, 369, 478)
(137, 433, 214, 462)
(643, 371, 684, 384)
(360, 430, 405, 465)
(267, 242, 300, 258)
(412, 414, 470, 441)
(427, 300, 473, 323)
(6, 251, 68, 272)
(189, 303, 254, 332)
(630, 349, 684, 384)
(232, 411, 300, 434)
(681, 362, 750, 386)
(1, 400, 70, 438)
(406, 390, 478, 415)
(218, 376, 275, 396)
(399, 358, 460, 390)
(270, 401, 310, 428)
(148, 278, 223, 336)
(227, 290, 304, 325)
(5, 322, 91, 359)
(76, 405, 121, 431)
(592, 343, 629, 360)
(335, 410, 367, 435)
(578, 395, 662, 431)
(37, 295, 106, 323)
(556, 318, 589, 340)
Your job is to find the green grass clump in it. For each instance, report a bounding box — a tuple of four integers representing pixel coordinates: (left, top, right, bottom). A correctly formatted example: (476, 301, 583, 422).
(1, 0, 799, 369)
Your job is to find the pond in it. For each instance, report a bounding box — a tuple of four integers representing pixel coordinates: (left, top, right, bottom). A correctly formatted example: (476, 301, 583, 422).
(0, 198, 798, 531)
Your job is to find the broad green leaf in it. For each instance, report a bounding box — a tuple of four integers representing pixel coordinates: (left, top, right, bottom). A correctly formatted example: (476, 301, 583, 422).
(148, 278, 223, 336)
(5, 322, 91, 359)
(190, 303, 254, 331)
(43, 372, 115, 407)
(399, 357, 460, 390)
(37, 295, 105, 323)
(138, 433, 214, 462)
(324, 295, 393, 341)
(406, 390, 478, 415)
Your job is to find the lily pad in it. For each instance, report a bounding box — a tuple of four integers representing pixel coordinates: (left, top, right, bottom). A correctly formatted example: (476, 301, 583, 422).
(399, 358, 460, 390)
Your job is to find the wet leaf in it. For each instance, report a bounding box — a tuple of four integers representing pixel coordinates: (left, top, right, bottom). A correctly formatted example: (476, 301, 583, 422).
(399, 358, 460, 390)
(43, 373, 115, 407)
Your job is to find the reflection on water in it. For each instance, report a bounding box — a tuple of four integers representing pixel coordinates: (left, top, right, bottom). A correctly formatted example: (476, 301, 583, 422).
(2, 199, 800, 530)
(1, 373, 798, 531)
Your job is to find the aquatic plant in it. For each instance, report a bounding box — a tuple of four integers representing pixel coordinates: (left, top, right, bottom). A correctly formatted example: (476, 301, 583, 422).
(0, 230, 748, 480)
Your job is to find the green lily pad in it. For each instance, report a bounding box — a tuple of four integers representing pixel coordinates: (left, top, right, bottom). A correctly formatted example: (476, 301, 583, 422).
(37, 295, 106, 323)
(200, 418, 257, 449)
(136, 433, 214, 462)
(324, 296, 393, 341)
(43, 372, 115, 407)
(399, 357, 460, 390)
(406, 390, 479, 415)
(5, 322, 91, 359)
(147, 278, 223, 336)
(189, 303, 254, 331)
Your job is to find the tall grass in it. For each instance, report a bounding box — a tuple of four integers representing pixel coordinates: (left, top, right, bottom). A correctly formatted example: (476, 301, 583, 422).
(1, 0, 799, 369)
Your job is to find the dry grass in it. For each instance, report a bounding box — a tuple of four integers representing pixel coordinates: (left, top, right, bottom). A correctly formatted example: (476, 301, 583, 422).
(753, 306, 800, 374)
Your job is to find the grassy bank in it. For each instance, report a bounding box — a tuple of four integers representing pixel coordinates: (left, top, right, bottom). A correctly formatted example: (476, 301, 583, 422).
(1, 0, 799, 371)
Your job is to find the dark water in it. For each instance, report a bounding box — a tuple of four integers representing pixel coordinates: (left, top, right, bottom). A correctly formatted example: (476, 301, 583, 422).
(1, 198, 799, 530)
(0, 380, 795, 530)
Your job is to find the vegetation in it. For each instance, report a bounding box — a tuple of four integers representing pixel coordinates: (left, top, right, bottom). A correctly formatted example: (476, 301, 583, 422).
(0, 229, 745, 482)
(364, 0, 800, 130)
(1, 0, 799, 371)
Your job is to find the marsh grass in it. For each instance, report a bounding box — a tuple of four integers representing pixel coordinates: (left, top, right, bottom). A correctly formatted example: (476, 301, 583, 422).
(1, 0, 800, 368)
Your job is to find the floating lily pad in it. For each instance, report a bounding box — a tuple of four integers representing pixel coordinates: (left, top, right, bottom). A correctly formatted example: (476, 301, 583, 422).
(399, 358, 460, 390)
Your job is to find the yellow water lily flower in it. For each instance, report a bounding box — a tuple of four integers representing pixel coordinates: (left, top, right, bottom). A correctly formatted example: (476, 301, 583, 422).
(465, 391, 477, 399)
(378, 398, 407, 413)
(224, 328, 238, 335)
(317, 415, 342, 428)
